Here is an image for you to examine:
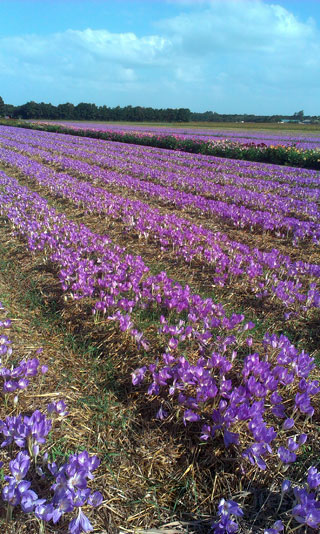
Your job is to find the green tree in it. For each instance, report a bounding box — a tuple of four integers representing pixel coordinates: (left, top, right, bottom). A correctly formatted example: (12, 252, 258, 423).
(74, 102, 98, 120)
(57, 102, 75, 120)
(176, 108, 191, 122)
(0, 96, 5, 117)
(293, 110, 304, 120)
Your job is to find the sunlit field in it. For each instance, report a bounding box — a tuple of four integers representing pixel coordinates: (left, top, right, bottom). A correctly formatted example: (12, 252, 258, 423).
(0, 123, 319, 534)
(47, 120, 320, 133)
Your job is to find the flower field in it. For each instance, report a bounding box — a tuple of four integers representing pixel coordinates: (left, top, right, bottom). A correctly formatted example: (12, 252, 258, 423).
(37, 121, 320, 151)
(2, 119, 320, 169)
(0, 124, 319, 533)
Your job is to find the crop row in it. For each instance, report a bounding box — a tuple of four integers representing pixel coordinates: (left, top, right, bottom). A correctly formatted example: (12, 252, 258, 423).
(1, 138, 320, 245)
(0, 147, 319, 314)
(2, 129, 320, 218)
(1, 125, 320, 193)
(0, 168, 247, 354)
(53, 121, 320, 150)
(4, 119, 320, 169)
(0, 170, 320, 497)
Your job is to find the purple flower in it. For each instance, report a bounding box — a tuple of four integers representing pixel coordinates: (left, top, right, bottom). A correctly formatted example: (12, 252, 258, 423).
(264, 520, 284, 534)
(2, 480, 22, 506)
(87, 491, 103, 507)
(223, 430, 239, 448)
(21, 489, 45, 513)
(9, 451, 31, 481)
(69, 509, 93, 534)
(47, 399, 69, 417)
(73, 488, 91, 507)
(218, 499, 243, 518)
(212, 498, 243, 533)
(156, 406, 168, 420)
(212, 518, 239, 533)
(281, 479, 291, 493)
(183, 410, 200, 424)
(52, 489, 75, 523)
(307, 466, 320, 489)
(293, 501, 320, 528)
(34, 503, 54, 521)
(277, 446, 296, 464)
(131, 366, 147, 385)
(3, 380, 19, 393)
(294, 392, 314, 417)
(282, 418, 294, 430)
(200, 424, 212, 441)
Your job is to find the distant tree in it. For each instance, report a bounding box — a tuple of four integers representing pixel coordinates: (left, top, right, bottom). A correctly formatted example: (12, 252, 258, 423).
(74, 102, 98, 120)
(176, 108, 191, 122)
(18, 101, 40, 119)
(57, 102, 75, 120)
(0, 96, 5, 116)
(122, 105, 134, 121)
(293, 110, 304, 120)
(38, 102, 59, 119)
(5, 97, 312, 124)
(110, 106, 121, 120)
(97, 105, 111, 121)
(163, 108, 176, 122)
(144, 107, 156, 121)
(132, 106, 145, 121)
(4, 103, 14, 117)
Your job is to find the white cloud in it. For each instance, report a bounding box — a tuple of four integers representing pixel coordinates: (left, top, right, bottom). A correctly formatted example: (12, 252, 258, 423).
(160, 0, 316, 52)
(0, 0, 319, 113)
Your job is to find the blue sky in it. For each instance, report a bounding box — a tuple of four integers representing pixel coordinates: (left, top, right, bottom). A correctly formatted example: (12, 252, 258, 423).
(0, 0, 319, 114)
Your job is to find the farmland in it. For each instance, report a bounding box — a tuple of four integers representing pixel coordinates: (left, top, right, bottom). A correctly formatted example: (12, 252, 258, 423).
(35, 120, 320, 149)
(0, 123, 319, 533)
(3, 119, 320, 169)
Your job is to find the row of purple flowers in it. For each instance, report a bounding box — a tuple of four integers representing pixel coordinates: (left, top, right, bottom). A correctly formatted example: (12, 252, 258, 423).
(0, 171, 319, 531)
(1, 120, 320, 169)
(0, 136, 319, 316)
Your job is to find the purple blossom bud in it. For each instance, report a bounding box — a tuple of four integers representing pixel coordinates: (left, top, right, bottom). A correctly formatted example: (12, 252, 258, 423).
(131, 366, 147, 385)
(156, 406, 168, 420)
(18, 378, 30, 390)
(277, 446, 296, 464)
(218, 498, 243, 517)
(282, 418, 294, 430)
(183, 410, 200, 424)
(298, 433, 307, 446)
(281, 479, 291, 493)
(32, 444, 40, 458)
(87, 491, 103, 507)
(307, 466, 320, 489)
(246, 337, 253, 348)
(47, 400, 69, 417)
(223, 430, 239, 448)
(68, 509, 93, 534)
(35, 503, 54, 521)
(21, 490, 45, 513)
(9, 451, 30, 481)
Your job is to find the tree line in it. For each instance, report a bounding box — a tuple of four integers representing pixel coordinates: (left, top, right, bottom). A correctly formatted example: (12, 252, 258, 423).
(0, 99, 191, 122)
(0, 97, 318, 123)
